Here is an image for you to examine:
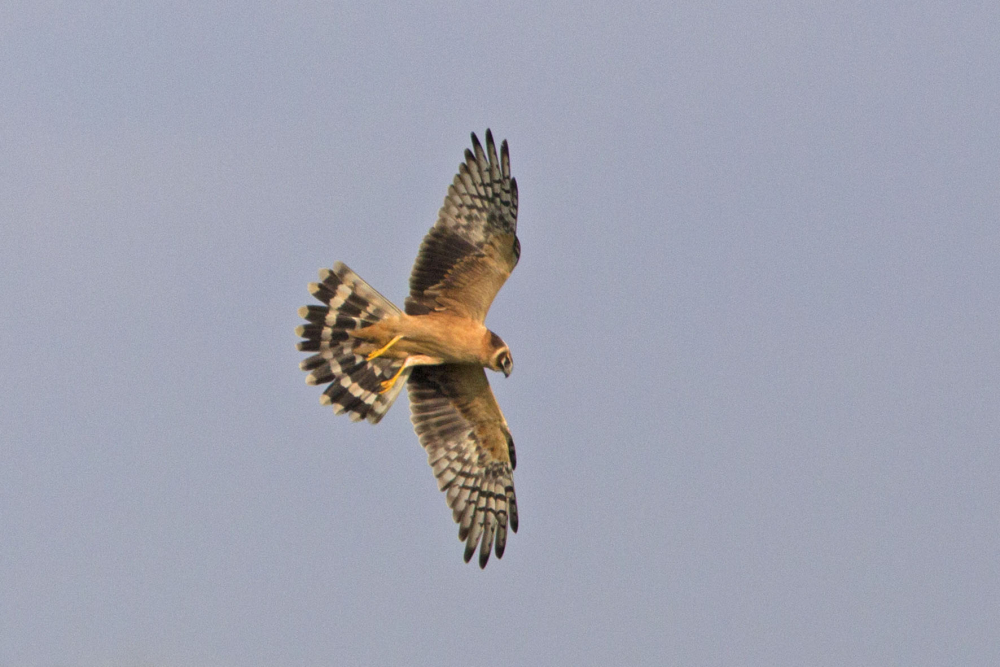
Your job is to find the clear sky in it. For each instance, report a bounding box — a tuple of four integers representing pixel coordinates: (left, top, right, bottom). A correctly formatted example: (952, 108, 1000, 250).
(2, 2, 998, 665)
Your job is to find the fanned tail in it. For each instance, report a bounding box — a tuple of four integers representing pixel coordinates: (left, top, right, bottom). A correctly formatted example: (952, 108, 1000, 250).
(296, 262, 410, 423)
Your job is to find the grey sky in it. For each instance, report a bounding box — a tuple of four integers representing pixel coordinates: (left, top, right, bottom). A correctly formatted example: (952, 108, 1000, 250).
(2, 2, 998, 665)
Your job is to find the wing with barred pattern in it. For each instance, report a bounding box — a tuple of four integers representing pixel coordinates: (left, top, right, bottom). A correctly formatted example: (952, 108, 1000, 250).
(407, 363, 518, 568)
(405, 130, 520, 323)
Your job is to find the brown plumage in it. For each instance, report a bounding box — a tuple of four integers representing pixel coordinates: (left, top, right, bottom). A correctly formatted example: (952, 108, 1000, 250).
(296, 130, 520, 567)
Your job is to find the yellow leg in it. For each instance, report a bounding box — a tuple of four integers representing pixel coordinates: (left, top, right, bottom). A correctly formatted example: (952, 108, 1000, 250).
(378, 363, 408, 394)
(366, 334, 404, 361)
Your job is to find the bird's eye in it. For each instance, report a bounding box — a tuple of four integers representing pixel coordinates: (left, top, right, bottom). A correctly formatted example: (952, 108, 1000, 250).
(498, 351, 513, 375)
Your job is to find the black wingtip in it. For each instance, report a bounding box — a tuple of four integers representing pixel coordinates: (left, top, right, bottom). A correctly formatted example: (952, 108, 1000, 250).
(495, 524, 507, 560)
(478, 533, 492, 568)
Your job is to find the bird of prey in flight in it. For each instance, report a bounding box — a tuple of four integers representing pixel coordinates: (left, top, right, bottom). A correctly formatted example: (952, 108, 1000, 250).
(297, 130, 520, 568)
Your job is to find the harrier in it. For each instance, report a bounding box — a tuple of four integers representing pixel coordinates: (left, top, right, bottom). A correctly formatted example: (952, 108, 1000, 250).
(296, 130, 520, 568)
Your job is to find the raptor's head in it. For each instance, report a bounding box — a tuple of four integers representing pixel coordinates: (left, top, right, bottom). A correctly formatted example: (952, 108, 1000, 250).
(488, 331, 514, 378)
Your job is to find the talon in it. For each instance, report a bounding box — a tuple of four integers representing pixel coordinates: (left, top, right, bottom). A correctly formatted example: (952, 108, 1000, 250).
(379, 363, 408, 394)
(367, 334, 404, 361)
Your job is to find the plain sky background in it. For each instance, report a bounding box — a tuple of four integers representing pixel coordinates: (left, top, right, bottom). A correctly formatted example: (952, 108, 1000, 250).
(2, 2, 998, 665)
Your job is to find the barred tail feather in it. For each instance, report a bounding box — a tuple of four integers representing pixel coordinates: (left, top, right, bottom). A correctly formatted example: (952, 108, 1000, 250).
(296, 262, 409, 424)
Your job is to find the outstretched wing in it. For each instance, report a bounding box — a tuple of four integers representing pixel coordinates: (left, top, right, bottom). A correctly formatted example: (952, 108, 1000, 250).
(405, 129, 520, 322)
(407, 364, 518, 568)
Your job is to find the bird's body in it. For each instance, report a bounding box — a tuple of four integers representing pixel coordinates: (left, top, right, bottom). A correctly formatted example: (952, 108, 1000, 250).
(297, 130, 521, 567)
(350, 312, 503, 368)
